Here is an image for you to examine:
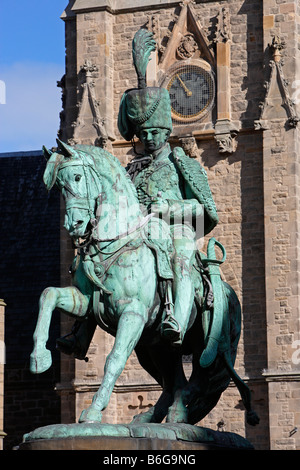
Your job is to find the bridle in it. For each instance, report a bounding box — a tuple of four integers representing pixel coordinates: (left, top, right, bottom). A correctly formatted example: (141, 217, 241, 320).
(57, 154, 152, 252)
(58, 158, 102, 219)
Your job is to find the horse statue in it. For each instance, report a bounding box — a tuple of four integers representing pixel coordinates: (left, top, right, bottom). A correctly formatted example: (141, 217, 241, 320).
(30, 139, 259, 427)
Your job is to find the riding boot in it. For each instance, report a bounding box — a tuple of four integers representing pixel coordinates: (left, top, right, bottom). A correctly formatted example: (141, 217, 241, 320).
(161, 274, 194, 347)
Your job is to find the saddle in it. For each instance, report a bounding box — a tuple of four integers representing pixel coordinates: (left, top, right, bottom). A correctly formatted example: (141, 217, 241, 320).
(146, 224, 227, 368)
(141, 216, 174, 280)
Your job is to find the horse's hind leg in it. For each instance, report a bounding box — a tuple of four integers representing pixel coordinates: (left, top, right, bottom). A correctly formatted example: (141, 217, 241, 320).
(79, 301, 147, 423)
(30, 286, 89, 374)
(130, 341, 188, 424)
(165, 357, 189, 423)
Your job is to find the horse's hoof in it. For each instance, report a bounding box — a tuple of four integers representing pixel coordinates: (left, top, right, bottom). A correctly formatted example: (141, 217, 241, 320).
(166, 406, 188, 424)
(130, 408, 155, 424)
(246, 410, 260, 426)
(30, 348, 52, 374)
(78, 406, 102, 423)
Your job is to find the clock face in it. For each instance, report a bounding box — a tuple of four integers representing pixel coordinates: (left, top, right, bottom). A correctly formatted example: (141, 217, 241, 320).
(167, 65, 214, 122)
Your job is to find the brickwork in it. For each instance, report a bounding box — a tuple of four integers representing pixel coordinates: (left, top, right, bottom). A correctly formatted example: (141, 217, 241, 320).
(55, 0, 300, 450)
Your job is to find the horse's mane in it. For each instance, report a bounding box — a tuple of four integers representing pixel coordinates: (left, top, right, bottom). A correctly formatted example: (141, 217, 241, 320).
(43, 144, 138, 201)
(75, 145, 138, 201)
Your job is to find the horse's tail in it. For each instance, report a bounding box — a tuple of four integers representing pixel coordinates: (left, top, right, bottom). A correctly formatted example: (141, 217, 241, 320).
(187, 281, 259, 426)
(219, 282, 260, 427)
(222, 349, 260, 426)
(199, 238, 227, 368)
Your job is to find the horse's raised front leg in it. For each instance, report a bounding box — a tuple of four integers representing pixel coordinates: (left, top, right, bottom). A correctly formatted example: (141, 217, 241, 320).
(79, 300, 147, 423)
(30, 286, 89, 374)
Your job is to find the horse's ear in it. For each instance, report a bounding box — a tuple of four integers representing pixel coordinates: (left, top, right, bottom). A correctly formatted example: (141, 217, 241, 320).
(43, 153, 63, 191)
(56, 139, 74, 158)
(42, 146, 53, 161)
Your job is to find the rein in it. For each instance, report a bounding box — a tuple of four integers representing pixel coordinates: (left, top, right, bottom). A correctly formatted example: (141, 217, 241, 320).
(93, 212, 153, 247)
(83, 213, 153, 261)
(58, 158, 102, 220)
(58, 154, 151, 273)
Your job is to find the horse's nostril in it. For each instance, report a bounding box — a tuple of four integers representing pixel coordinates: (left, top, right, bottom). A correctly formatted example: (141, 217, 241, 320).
(76, 220, 84, 227)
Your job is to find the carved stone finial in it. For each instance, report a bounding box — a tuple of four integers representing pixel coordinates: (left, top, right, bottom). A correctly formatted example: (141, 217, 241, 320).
(269, 35, 285, 63)
(81, 59, 99, 74)
(215, 7, 231, 43)
(255, 36, 299, 130)
(70, 59, 109, 148)
(180, 0, 196, 6)
(146, 13, 160, 41)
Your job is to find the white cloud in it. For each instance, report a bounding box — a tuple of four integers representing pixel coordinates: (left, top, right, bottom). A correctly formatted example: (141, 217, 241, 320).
(0, 61, 65, 153)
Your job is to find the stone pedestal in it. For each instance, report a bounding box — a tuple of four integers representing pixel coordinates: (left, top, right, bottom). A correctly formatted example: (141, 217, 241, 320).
(19, 423, 254, 451)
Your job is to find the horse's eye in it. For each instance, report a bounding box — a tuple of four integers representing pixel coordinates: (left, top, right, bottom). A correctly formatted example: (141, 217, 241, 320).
(75, 174, 81, 182)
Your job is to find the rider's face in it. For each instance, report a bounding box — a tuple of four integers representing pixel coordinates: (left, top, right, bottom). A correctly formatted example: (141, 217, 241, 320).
(138, 128, 169, 153)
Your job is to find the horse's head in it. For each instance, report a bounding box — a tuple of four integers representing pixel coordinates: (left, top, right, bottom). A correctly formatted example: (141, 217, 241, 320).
(43, 140, 102, 241)
(43, 139, 143, 244)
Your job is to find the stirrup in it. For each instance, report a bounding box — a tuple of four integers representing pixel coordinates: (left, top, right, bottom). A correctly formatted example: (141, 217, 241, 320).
(161, 315, 183, 346)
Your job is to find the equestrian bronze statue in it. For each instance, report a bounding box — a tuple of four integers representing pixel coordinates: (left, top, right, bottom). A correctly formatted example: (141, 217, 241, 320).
(30, 29, 259, 428)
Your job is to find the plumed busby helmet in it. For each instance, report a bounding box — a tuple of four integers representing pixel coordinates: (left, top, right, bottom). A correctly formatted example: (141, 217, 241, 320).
(118, 29, 173, 141)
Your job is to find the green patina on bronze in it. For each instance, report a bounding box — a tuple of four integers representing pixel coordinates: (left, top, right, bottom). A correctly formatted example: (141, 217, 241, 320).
(23, 422, 254, 450)
(118, 29, 173, 141)
(28, 29, 259, 439)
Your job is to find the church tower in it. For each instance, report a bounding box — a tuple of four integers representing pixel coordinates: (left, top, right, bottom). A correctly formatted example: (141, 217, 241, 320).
(57, 0, 300, 450)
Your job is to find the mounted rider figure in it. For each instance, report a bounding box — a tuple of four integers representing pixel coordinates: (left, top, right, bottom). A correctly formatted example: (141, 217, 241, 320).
(118, 29, 219, 346)
(56, 28, 219, 356)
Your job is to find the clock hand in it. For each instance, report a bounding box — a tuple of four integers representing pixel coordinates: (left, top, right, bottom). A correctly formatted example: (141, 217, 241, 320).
(176, 74, 193, 97)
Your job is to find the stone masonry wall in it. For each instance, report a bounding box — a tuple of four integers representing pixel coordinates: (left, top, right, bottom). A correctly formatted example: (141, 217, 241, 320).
(260, 0, 300, 450)
(59, 0, 300, 450)
(60, 0, 269, 450)
(112, 0, 268, 450)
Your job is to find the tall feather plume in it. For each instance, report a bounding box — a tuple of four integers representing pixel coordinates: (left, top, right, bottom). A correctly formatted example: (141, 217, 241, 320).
(132, 28, 156, 89)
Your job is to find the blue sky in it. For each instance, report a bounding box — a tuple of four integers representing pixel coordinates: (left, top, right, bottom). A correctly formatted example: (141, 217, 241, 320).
(0, 1, 67, 152)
